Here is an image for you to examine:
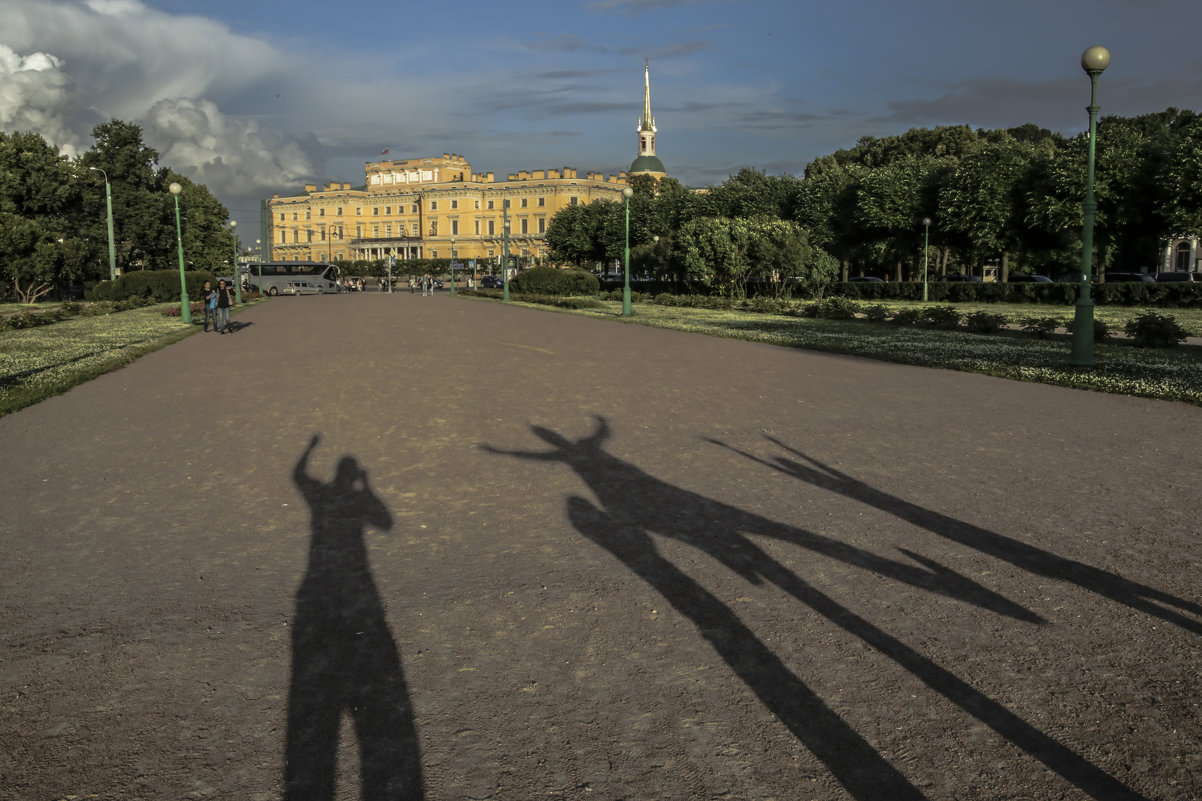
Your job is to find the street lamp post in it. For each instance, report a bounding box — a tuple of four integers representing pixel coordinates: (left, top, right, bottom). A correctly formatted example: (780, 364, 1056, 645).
(450, 237, 456, 295)
(229, 220, 242, 304)
(922, 217, 932, 302)
(89, 167, 117, 281)
(502, 202, 511, 302)
(168, 182, 191, 323)
(622, 186, 633, 316)
(1070, 45, 1110, 368)
(255, 239, 263, 296)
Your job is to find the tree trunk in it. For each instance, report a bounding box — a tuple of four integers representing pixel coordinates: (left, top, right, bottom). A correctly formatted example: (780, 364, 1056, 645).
(1001, 251, 1010, 283)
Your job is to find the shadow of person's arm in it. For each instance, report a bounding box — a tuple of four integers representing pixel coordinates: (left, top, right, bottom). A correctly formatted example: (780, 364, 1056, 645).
(357, 469, 393, 532)
(294, 434, 321, 496)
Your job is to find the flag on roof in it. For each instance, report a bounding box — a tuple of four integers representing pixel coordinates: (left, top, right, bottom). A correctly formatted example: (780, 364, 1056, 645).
(381, 147, 390, 155)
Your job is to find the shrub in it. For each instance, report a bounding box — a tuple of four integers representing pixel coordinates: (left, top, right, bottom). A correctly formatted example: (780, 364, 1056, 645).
(920, 305, 962, 329)
(508, 267, 599, 296)
(892, 308, 923, 325)
(87, 270, 216, 303)
(512, 293, 602, 310)
(1020, 316, 1064, 339)
(863, 303, 891, 322)
(1065, 317, 1111, 342)
(964, 310, 1007, 334)
(809, 296, 860, 319)
(1124, 312, 1189, 347)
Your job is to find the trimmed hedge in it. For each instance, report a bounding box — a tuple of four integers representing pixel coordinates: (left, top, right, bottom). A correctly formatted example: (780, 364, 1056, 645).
(88, 270, 217, 303)
(508, 267, 599, 296)
(833, 281, 1202, 307)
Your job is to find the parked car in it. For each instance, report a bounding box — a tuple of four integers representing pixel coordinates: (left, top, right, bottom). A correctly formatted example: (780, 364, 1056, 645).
(1155, 271, 1195, 282)
(1103, 272, 1155, 283)
(1054, 273, 1089, 283)
(479, 275, 504, 289)
(848, 276, 885, 283)
(941, 273, 982, 282)
(1008, 274, 1053, 283)
(282, 281, 324, 295)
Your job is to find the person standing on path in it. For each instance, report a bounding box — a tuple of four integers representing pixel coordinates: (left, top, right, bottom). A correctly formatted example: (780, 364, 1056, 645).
(215, 278, 234, 334)
(201, 280, 216, 332)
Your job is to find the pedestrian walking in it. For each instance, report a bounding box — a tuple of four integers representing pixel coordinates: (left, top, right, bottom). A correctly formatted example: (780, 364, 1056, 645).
(201, 280, 217, 332)
(215, 278, 235, 334)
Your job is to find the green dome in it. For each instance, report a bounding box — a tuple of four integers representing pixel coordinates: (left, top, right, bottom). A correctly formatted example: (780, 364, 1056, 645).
(629, 155, 667, 175)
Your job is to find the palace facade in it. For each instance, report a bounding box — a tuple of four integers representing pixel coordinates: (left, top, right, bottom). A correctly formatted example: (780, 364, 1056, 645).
(265, 154, 629, 266)
(264, 62, 668, 267)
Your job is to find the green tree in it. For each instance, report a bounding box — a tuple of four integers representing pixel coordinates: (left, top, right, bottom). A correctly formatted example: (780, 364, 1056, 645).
(0, 132, 86, 300)
(938, 138, 1038, 279)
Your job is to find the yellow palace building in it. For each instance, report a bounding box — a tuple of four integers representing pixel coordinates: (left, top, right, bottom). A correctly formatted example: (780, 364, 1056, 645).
(264, 61, 668, 268)
(265, 153, 629, 266)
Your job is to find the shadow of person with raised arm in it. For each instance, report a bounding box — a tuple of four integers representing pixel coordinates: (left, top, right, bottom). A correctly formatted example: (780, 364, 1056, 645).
(285, 434, 423, 801)
(484, 417, 1149, 801)
(721, 434, 1202, 637)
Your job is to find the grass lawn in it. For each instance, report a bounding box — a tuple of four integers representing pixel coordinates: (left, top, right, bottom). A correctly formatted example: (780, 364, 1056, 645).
(0, 303, 196, 416)
(498, 296, 1202, 407)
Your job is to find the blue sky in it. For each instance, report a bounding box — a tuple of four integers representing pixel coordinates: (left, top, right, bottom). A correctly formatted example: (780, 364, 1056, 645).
(3, 0, 1201, 231)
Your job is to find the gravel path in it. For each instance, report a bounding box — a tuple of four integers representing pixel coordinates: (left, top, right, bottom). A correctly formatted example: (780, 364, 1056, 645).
(2, 292, 1200, 801)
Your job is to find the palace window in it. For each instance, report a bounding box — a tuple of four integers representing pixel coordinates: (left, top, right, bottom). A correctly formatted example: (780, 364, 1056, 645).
(488, 220, 495, 236)
(319, 208, 325, 217)
(451, 199, 458, 209)
(538, 218, 546, 233)
(430, 200, 438, 211)
(429, 221, 438, 235)
(521, 218, 528, 234)
(487, 200, 494, 210)
(538, 197, 545, 207)
(451, 220, 459, 235)
(521, 198, 528, 208)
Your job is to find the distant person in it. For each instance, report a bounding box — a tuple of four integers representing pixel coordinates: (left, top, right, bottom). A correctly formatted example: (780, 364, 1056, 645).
(201, 280, 216, 332)
(215, 278, 235, 334)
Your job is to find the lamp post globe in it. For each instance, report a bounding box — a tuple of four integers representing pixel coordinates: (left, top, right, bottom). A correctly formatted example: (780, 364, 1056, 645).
(622, 186, 634, 317)
(1081, 45, 1110, 73)
(1069, 46, 1109, 368)
(168, 182, 191, 323)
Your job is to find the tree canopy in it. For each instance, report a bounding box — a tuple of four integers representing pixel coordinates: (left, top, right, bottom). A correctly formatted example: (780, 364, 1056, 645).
(0, 121, 235, 301)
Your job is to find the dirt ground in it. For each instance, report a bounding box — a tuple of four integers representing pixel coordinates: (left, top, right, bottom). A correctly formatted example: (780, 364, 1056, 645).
(1, 292, 1200, 801)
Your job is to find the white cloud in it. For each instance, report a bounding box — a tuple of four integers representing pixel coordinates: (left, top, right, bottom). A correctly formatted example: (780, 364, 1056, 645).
(143, 97, 319, 199)
(0, 0, 317, 199)
(0, 44, 83, 154)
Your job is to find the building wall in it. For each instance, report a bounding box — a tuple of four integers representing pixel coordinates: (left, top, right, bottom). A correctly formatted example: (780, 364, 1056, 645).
(266, 154, 629, 267)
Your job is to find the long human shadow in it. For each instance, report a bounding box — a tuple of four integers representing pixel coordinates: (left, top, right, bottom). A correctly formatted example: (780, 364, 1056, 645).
(718, 434, 1202, 637)
(285, 434, 423, 801)
(483, 417, 1149, 801)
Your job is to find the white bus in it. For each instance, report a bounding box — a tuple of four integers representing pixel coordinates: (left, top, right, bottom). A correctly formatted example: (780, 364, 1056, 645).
(243, 261, 341, 295)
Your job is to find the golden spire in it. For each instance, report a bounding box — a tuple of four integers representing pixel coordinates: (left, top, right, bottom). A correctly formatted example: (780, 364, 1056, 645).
(638, 58, 656, 134)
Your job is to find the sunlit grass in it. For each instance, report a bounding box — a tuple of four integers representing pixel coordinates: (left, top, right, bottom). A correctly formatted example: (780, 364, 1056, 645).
(501, 297, 1202, 406)
(0, 304, 194, 415)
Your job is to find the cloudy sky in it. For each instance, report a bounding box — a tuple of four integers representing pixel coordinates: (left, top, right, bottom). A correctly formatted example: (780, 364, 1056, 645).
(3, 0, 1201, 232)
